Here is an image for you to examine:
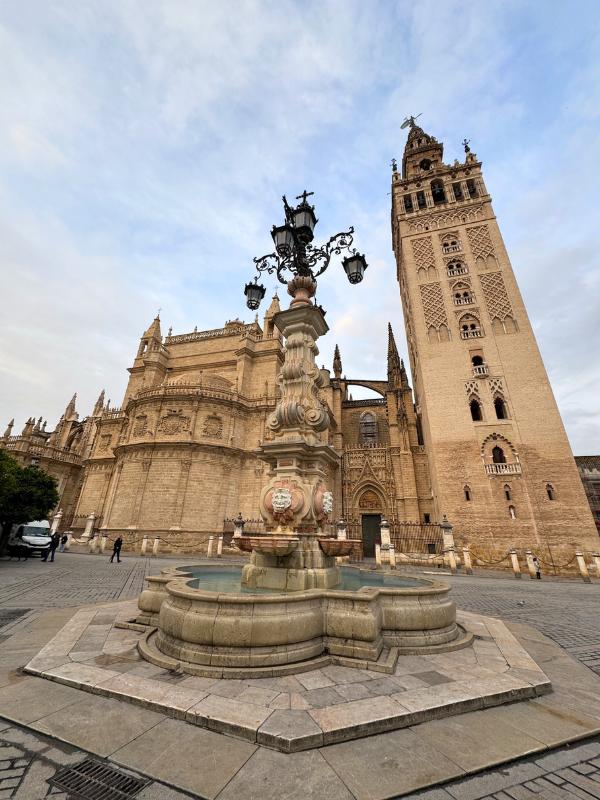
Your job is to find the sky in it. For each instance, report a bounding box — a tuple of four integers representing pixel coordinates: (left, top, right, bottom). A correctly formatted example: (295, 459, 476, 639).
(0, 0, 599, 454)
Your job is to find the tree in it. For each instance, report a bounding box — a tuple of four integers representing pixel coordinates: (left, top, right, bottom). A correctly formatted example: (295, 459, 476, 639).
(0, 450, 59, 550)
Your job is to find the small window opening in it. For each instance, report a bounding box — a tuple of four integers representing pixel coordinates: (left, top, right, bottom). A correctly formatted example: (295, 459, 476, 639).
(492, 446, 506, 464)
(466, 179, 478, 198)
(464, 486, 471, 501)
(427, 542, 436, 554)
(423, 513, 431, 523)
(470, 399, 482, 421)
(472, 355, 484, 367)
(431, 179, 446, 204)
(504, 484, 511, 501)
(420, 159, 431, 171)
(360, 413, 378, 445)
(546, 484, 556, 501)
(494, 397, 508, 419)
(416, 191, 426, 209)
(452, 182, 463, 201)
(404, 194, 413, 213)
(508, 505, 516, 519)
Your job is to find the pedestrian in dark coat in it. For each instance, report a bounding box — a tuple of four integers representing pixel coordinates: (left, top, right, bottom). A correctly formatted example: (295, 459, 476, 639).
(42, 533, 60, 563)
(110, 536, 123, 563)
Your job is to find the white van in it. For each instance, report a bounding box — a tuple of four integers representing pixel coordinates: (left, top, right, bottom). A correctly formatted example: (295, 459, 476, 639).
(7, 520, 52, 558)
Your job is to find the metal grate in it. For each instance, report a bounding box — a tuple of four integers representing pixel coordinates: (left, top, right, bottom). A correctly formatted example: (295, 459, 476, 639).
(49, 758, 149, 800)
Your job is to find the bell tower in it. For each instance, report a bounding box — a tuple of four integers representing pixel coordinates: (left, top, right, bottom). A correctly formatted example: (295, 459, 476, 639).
(391, 120, 597, 555)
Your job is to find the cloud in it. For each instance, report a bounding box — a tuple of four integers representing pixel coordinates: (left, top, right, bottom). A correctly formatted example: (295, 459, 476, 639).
(0, 0, 598, 455)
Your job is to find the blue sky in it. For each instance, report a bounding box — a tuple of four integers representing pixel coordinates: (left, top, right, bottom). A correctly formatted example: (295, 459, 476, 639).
(0, 0, 599, 453)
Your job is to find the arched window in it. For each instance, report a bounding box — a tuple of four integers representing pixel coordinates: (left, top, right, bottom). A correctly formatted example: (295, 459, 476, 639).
(508, 505, 516, 519)
(492, 446, 506, 464)
(360, 412, 378, 444)
(494, 397, 508, 419)
(504, 484, 511, 501)
(442, 236, 461, 254)
(460, 315, 482, 339)
(472, 355, 484, 367)
(464, 485, 472, 501)
(446, 261, 466, 276)
(546, 483, 556, 501)
(470, 399, 483, 421)
(431, 179, 446, 204)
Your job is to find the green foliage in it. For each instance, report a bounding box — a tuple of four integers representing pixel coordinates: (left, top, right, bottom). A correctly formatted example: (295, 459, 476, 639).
(0, 450, 59, 537)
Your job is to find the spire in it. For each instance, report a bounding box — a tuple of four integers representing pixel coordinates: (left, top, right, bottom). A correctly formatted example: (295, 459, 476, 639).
(143, 314, 162, 340)
(401, 118, 444, 179)
(333, 344, 342, 379)
(265, 292, 280, 318)
(2, 419, 14, 439)
(93, 389, 105, 415)
(64, 393, 77, 419)
(34, 416, 42, 431)
(387, 324, 402, 389)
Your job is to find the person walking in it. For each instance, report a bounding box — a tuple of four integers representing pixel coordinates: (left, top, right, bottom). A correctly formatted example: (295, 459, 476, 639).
(532, 555, 542, 580)
(110, 536, 123, 563)
(59, 534, 68, 553)
(42, 532, 60, 563)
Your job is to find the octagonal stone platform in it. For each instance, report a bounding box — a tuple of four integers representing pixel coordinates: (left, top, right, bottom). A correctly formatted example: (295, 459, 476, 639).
(24, 600, 551, 752)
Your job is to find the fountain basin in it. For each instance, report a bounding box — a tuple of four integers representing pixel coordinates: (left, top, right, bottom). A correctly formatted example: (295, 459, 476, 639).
(318, 538, 358, 557)
(137, 565, 466, 675)
(246, 536, 299, 557)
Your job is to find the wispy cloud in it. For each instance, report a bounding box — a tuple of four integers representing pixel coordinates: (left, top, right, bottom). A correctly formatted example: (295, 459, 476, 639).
(0, 0, 598, 453)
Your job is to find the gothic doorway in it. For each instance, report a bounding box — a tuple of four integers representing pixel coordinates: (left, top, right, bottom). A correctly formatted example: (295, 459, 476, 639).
(361, 514, 381, 558)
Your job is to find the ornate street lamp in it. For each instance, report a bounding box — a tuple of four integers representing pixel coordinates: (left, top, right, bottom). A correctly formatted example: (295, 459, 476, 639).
(244, 190, 367, 309)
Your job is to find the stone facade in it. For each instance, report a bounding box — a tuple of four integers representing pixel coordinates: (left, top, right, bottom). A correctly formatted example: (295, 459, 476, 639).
(390, 123, 598, 556)
(575, 456, 600, 534)
(1, 124, 597, 558)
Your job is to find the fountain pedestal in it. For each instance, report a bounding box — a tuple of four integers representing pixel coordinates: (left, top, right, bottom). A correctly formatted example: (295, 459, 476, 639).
(242, 533, 339, 591)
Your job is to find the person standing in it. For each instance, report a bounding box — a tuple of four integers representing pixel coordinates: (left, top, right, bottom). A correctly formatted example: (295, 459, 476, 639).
(532, 555, 542, 580)
(110, 536, 123, 563)
(59, 534, 68, 553)
(42, 532, 61, 563)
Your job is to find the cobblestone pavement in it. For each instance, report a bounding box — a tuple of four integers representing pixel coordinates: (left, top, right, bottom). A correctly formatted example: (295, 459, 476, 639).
(410, 737, 600, 800)
(1, 553, 600, 799)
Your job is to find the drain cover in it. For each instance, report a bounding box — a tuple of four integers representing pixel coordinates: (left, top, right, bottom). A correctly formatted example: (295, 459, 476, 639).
(50, 758, 149, 799)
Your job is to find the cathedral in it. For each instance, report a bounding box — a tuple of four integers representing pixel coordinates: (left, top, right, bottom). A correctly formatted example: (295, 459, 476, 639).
(2, 123, 597, 559)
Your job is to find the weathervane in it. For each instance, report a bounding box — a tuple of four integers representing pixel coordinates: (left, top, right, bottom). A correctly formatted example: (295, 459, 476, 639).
(401, 113, 422, 130)
(462, 138, 470, 154)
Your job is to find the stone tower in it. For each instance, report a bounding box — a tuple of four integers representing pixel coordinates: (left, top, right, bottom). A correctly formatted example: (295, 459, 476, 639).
(391, 121, 597, 556)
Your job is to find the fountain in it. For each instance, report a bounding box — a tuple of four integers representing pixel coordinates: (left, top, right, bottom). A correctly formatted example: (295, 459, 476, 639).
(137, 193, 467, 677)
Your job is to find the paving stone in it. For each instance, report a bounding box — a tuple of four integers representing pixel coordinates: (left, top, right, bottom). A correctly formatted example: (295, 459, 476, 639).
(365, 676, 406, 696)
(216, 747, 354, 800)
(111, 717, 256, 799)
(333, 682, 373, 702)
(300, 686, 347, 709)
(309, 695, 408, 744)
(321, 726, 464, 799)
(444, 762, 545, 800)
(236, 686, 280, 707)
(415, 670, 455, 686)
(534, 741, 600, 772)
(187, 693, 272, 741)
(295, 670, 335, 690)
(33, 695, 166, 756)
(257, 709, 324, 751)
(0, 678, 82, 725)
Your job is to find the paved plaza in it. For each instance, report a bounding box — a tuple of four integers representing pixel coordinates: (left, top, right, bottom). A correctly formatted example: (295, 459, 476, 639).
(1, 552, 600, 799)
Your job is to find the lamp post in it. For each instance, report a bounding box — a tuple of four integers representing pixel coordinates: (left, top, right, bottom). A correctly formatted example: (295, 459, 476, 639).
(239, 191, 368, 591)
(244, 191, 367, 311)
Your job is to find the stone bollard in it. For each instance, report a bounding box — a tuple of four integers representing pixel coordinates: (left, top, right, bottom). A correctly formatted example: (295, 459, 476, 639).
(217, 534, 223, 558)
(592, 553, 600, 579)
(207, 534, 215, 558)
(152, 537, 160, 556)
(389, 544, 396, 570)
(82, 512, 96, 540)
(100, 535, 108, 554)
(141, 536, 149, 556)
(375, 543, 381, 567)
(446, 546, 457, 575)
(336, 519, 347, 540)
(88, 536, 98, 554)
(462, 546, 473, 575)
(440, 515, 455, 552)
(525, 550, 538, 579)
(50, 509, 63, 535)
(509, 549, 521, 579)
(575, 552, 591, 584)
